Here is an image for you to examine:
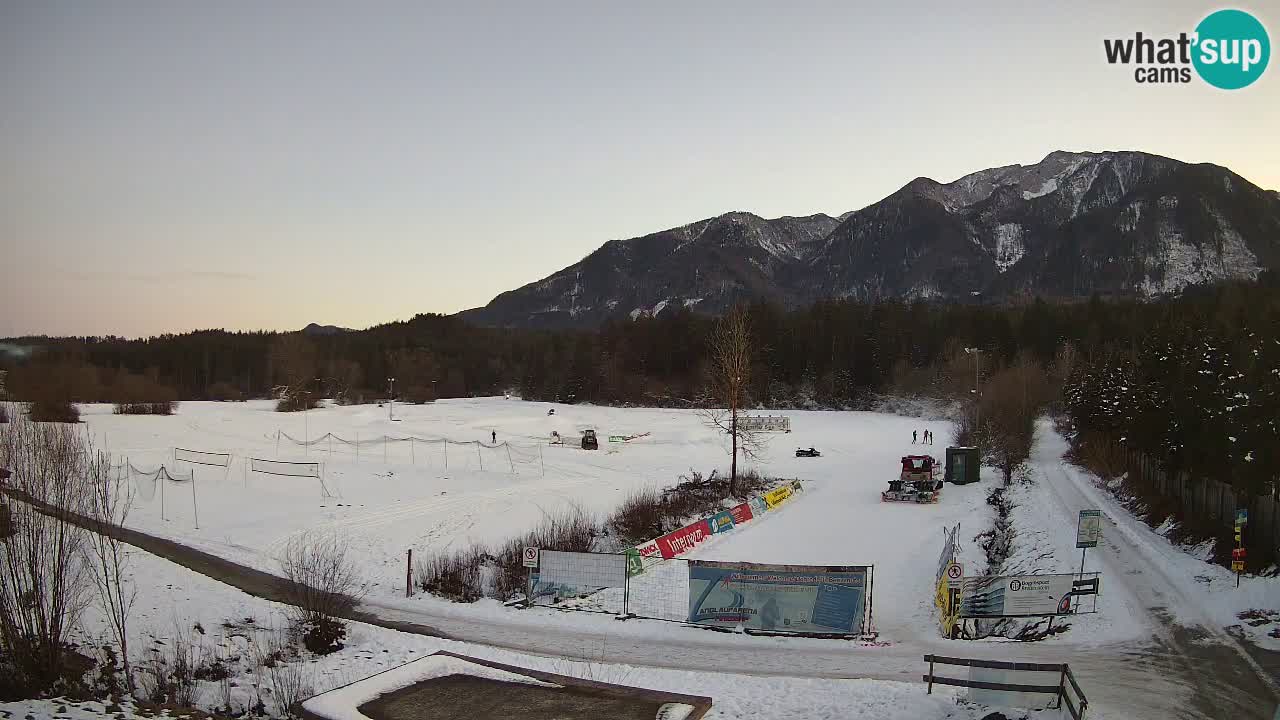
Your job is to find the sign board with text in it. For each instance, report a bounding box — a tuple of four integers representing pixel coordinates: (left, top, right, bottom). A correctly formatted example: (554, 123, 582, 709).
(959, 574, 1076, 618)
(688, 561, 870, 635)
(1076, 509, 1103, 548)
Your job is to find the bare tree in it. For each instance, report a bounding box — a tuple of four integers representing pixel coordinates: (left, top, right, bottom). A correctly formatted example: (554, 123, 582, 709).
(270, 334, 319, 412)
(959, 357, 1053, 485)
(0, 414, 94, 692)
(700, 305, 763, 495)
(85, 458, 137, 693)
(277, 531, 364, 654)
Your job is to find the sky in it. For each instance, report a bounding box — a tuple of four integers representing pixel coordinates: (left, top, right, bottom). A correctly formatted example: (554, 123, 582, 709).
(2, 1, 1278, 338)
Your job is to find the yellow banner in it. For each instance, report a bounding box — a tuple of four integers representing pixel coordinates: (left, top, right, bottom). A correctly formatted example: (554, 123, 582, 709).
(935, 574, 957, 636)
(764, 486, 793, 508)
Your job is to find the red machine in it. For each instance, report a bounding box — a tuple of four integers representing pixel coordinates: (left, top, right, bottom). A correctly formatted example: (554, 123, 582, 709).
(882, 455, 942, 503)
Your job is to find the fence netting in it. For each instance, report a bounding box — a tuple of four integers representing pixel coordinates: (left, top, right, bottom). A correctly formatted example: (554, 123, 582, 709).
(273, 430, 543, 475)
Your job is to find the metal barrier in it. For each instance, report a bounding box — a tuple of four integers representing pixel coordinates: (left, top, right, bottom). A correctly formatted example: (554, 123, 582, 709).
(924, 654, 1088, 719)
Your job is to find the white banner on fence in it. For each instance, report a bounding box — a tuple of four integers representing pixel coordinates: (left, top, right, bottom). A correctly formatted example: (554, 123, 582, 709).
(958, 574, 1076, 618)
(737, 415, 791, 432)
(249, 458, 321, 478)
(531, 550, 627, 604)
(174, 447, 232, 467)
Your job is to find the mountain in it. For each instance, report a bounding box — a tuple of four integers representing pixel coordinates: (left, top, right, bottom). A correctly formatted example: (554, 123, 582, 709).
(460, 151, 1280, 328)
(301, 323, 352, 336)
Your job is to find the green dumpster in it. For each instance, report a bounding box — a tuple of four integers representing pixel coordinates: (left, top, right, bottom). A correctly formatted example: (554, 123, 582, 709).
(945, 447, 980, 485)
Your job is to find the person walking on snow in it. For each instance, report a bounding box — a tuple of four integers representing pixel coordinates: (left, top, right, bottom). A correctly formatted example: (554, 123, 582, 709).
(491, 430, 496, 444)
(913, 430, 918, 444)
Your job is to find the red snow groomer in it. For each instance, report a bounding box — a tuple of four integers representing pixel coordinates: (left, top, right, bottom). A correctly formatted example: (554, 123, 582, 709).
(882, 455, 943, 503)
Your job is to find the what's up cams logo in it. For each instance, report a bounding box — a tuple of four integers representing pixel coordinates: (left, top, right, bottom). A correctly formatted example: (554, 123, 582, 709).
(1105, 9, 1270, 88)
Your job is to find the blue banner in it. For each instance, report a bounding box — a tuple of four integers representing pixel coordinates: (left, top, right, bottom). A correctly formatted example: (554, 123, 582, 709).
(708, 510, 735, 533)
(687, 561, 869, 635)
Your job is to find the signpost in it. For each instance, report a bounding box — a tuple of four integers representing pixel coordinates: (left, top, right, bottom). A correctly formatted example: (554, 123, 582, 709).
(1233, 510, 1247, 587)
(523, 546, 539, 608)
(1075, 510, 1102, 580)
(945, 562, 964, 586)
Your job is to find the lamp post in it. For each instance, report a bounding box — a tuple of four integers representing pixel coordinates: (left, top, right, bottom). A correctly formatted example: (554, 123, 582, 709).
(388, 377, 396, 421)
(964, 348, 983, 429)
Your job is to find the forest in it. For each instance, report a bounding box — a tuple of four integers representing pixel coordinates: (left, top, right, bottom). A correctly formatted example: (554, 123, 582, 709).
(2, 275, 1277, 503)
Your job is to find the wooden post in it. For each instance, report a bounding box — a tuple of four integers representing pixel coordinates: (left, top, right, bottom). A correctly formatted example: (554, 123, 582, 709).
(406, 549, 413, 598)
(191, 468, 199, 529)
(927, 655, 935, 694)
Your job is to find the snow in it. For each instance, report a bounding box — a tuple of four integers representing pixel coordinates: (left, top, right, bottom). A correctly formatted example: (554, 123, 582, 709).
(303, 655, 559, 720)
(992, 223, 1025, 272)
(1021, 177, 1058, 200)
(1031, 420, 1280, 652)
(20, 400, 1271, 719)
(42, 527, 978, 720)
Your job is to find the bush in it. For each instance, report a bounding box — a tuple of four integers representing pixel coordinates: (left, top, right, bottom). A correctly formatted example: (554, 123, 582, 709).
(28, 399, 79, 423)
(416, 547, 485, 602)
(275, 393, 321, 412)
(206, 382, 244, 402)
(606, 469, 770, 546)
(0, 404, 7, 424)
(492, 506, 597, 599)
(113, 401, 176, 416)
(276, 532, 362, 655)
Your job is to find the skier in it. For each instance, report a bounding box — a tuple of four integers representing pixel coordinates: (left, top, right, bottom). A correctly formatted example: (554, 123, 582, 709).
(491, 430, 496, 444)
(913, 430, 918, 444)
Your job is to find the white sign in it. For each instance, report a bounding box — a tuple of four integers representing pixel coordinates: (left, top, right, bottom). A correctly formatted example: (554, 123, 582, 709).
(959, 574, 1076, 618)
(1076, 509, 1103, 549)
(522, 546, 539, 568)
(945, 562, 965, 585)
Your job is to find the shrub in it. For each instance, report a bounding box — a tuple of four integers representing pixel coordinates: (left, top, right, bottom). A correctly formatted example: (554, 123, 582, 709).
(113, 401, 176, 416)
(0, 404, 8, 424)
(28, 399, 79, 423)
(416, 547, 485, 602)
(275, 393, 321, 413)
(206, 382, 244, 402)
(276, 532, 363, 655)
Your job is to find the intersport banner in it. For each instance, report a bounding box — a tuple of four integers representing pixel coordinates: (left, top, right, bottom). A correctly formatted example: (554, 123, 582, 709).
(656, 519, 710, 558)
(688, 561, 869, 635)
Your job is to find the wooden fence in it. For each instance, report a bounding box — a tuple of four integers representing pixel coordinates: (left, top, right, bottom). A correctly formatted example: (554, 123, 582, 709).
(924, 654, 1087, 719)
(1115, 442, 1280, 563)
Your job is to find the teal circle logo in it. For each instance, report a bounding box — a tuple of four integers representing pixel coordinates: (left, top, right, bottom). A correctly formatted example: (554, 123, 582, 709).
(1192, 9, 1270, 89)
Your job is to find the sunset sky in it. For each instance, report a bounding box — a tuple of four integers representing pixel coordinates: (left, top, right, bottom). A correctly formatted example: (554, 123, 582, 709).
(3, 1, 1277, 337)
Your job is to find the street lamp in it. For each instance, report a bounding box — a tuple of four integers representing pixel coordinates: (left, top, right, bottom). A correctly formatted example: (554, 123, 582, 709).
(964, 348, 983, 429)
(388, 377, 396, 421)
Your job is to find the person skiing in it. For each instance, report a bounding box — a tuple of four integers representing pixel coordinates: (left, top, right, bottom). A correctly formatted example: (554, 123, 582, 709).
(491, 430, 496, 444)
(913, 430, 918, 444)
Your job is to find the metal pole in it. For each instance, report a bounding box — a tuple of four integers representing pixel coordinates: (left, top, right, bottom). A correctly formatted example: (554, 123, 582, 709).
(444, 441, 448, 470)
(356, 432, 359, 463)
(191, 468, 199, 529)
(506, 443, 514, 474)
(388, 377, 395, 422)
(304, 394, 309, 456)
(275, 429, 280, 458)
(160, 466, 166, 521)
(538, 443, 544, 476)
(406, 549, 413, 598)
(411, 437, 415, 465)
(1079, 547, 1087, 578)
(384, 435, 387, 463)
(477, 442, 483, 470)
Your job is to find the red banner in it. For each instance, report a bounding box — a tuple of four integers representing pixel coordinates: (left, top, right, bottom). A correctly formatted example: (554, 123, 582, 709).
(729, 502, 754, 525)
(634, 538, 662, 559)
(656, 520, 710, 558)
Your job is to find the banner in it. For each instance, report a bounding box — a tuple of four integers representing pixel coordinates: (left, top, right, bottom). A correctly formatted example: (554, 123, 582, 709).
(763, 486, 793, 509)
(749, 495, 768, 516)
(729, 502, 754, 525)
(688, 561, 869, 635)
(531, 550, 627, 604)
(708, 510, 735, 533)
(656, 520, 710, 558)
(958, 574, 1076, 618)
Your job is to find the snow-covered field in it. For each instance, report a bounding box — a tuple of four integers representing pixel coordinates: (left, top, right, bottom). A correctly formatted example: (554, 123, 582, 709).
(41, 398, 1276, 720)
(81, 398, 991, 636)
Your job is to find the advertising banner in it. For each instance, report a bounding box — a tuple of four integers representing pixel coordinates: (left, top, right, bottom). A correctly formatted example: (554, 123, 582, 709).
(687, 561, 869, 635)
(958, 574, 1076, 618)
(708, 510, 735, 533)
(656, 519, 710, 559)
(749, 495, 768, 517)
(530, 550, 627, 605)
(763, 486, 793, 509)
(729, 502, 754, 525)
